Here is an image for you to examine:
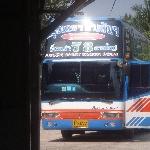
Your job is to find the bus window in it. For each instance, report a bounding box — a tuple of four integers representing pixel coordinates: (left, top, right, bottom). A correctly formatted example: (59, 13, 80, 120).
(81, 62, 112, 90)
(49, 62, 80, 84)
(141, 64, 150, 87)
(41, 61, 123, 100)
(129, 64, 140, 97)
(130, 64, 140, 87)
(129, 63, 150, 97)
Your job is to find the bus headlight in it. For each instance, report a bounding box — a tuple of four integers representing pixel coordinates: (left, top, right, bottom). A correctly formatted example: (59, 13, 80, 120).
(42, 112, 60, 118)
(102, 112, 120, 119)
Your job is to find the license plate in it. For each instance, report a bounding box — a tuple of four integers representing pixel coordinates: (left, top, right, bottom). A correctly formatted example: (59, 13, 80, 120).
(73, 119, 88, 128)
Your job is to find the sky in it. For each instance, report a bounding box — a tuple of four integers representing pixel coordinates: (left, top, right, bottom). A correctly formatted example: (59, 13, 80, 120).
(81, 0, 144, 18)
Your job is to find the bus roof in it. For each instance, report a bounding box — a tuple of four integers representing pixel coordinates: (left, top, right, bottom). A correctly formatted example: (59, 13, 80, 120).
(65, 16, 122, 22)
(42, 58, 120, 63)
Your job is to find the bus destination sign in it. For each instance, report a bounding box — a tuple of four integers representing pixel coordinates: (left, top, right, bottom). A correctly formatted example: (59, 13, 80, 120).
(45, 19, 122, 59)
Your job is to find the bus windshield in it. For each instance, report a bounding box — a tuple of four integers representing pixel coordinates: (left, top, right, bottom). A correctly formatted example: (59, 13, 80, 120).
(41, 61, 123, 100)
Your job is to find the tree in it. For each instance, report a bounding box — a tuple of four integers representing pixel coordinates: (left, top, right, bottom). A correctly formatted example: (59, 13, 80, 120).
(40, 0, 75, 60)
(41, 0, 75, 29)
(123, 0, 150, 39)
(40, 0, 94, 60)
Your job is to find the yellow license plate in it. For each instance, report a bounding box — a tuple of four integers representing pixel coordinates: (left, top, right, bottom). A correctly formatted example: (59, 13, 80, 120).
(73, 119, 88, 128)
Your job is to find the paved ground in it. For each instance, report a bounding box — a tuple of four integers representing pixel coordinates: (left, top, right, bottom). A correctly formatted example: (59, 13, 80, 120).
(40, 126, 150, 150)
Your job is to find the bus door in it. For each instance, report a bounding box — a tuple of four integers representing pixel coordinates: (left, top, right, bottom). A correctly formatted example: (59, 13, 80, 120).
(125, 62, 150, 129)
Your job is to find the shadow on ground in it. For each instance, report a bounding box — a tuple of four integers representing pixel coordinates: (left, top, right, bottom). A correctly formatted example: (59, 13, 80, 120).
(49, 130, 150, 142)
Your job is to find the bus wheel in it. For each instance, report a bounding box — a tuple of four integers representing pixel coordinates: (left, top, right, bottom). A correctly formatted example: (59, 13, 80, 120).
(123, 129, 134, 139)
(61, 130, 72, 140)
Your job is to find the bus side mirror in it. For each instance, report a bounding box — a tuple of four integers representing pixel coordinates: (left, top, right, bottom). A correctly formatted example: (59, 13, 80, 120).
(117, 60, 123, 68)
(117, 60, 129, 75)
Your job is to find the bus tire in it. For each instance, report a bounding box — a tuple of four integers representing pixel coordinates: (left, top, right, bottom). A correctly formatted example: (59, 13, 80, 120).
(61, 130, 72, 140)
(123, 129, 134, 139)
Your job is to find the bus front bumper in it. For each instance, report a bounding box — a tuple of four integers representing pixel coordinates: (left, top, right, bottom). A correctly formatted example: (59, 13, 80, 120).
(42, 119, 124, 130)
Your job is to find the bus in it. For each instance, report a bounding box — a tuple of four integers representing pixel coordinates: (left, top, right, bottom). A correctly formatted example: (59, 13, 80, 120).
(41, 17, 150, 139)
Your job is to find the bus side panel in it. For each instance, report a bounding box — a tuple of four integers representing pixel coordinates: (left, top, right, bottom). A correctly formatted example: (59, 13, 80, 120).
(125, 96, 150, 128)
(125, 63, 150, 129)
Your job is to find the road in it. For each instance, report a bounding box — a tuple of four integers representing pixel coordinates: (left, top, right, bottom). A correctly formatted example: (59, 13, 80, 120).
(40, 126, 150, 150)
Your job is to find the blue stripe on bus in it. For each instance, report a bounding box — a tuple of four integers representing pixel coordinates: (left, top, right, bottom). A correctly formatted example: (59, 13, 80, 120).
(134, 117, 144, 126)
(139, 117, 150, 126)
(126, 117, 150, 127)
(130, 117, 140, 126)
(126, 117, 136, 126)
(123, 76, 128, 101)
(42, 119, 124, 130)
(130, 60, 150, 64)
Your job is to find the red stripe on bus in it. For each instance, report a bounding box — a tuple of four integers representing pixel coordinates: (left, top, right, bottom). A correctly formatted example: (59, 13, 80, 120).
(41, 109, 124, 120)
(136, 98, 149, 112)
(127, 98, 144, 112)
(140, 99, 150, 112)
(41, 109, 123, 113)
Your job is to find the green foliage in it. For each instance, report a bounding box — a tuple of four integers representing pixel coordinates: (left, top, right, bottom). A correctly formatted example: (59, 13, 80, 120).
(40, 0, 74, 58)
(123, 0, 150, 39)
(123, 0, 150, 61)
(138, 45, 150, 60)
(44, 0, 73, 9)
(41, 0, 74, 29)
